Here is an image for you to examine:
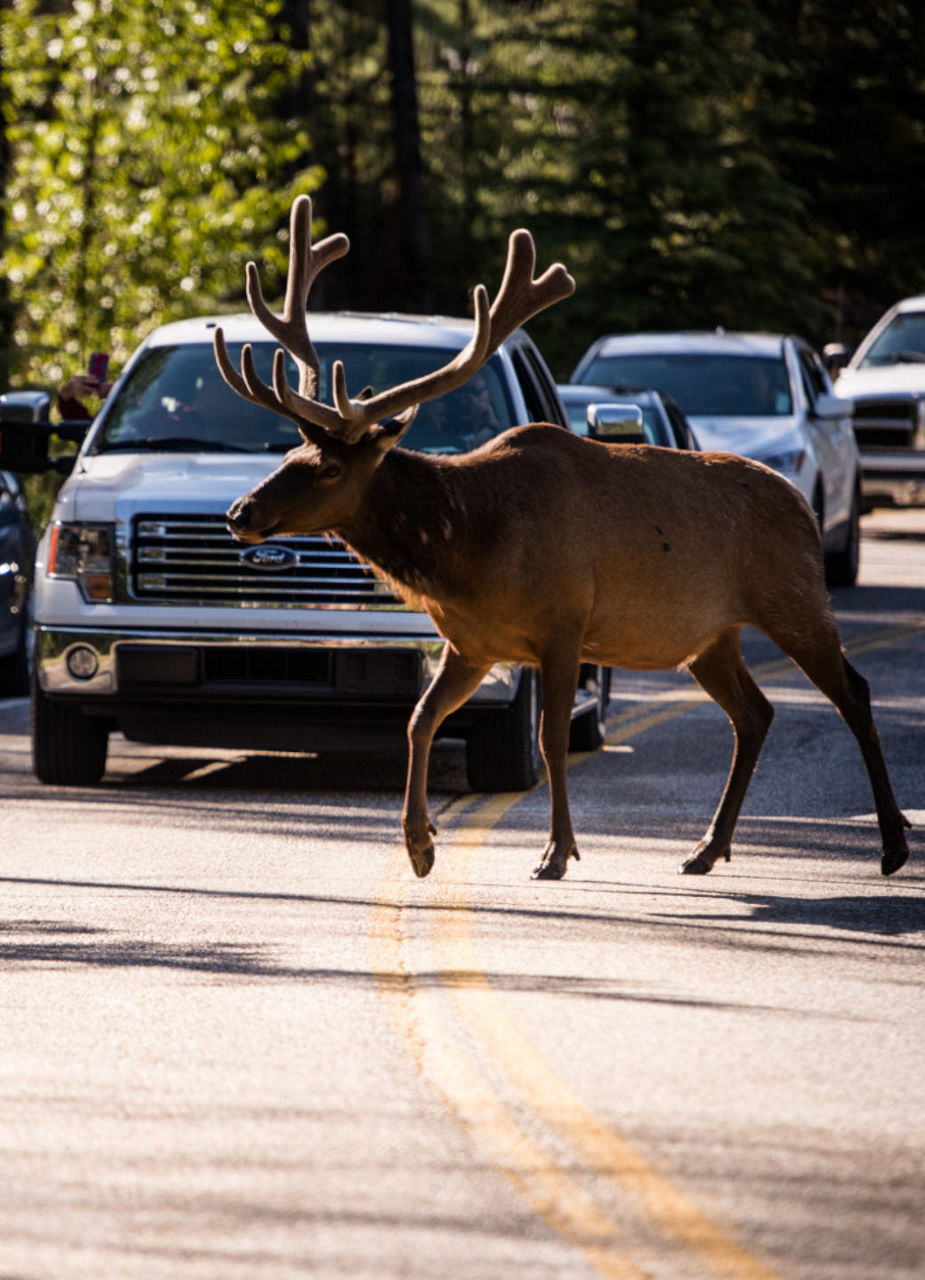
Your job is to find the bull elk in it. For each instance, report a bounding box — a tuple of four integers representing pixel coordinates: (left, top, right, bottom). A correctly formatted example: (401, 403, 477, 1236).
(215, 195, 910, 881)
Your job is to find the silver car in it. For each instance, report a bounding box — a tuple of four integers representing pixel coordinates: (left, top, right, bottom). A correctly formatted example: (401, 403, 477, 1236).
(572, 330, 862, 586)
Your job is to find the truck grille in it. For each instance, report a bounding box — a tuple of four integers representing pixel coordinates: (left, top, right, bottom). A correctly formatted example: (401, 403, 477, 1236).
(852, 398, 919, 451)
(130, 513, 402, 607)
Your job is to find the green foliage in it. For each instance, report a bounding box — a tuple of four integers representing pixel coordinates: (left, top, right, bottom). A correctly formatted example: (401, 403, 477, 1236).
(2, 0, 321, 394)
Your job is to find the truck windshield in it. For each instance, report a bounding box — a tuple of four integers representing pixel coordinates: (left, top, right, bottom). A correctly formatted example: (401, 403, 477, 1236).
(580, 353, 793, 417)
(858, 311, 925, 368)
(93, 341, 515, 454)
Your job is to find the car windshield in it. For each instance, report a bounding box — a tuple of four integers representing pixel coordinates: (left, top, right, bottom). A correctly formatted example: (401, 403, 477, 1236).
(93, 341, 515, 454)
(580, 353, 792, 416)
(858, 311, 925, 368)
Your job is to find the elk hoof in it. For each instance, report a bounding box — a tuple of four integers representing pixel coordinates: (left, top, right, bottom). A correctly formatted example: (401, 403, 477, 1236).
(531, 860, 566, 881)
(881, 846, 908, 877)
(531, 840, 578, 881)
(404, 820, 437, 879)
(680, 841, 730, 875)
(680, 853, 713, 875)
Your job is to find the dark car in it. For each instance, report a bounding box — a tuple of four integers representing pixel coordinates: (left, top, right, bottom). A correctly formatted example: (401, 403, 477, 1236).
(557, 383, 700, 450)
(0, 468, 35, 695)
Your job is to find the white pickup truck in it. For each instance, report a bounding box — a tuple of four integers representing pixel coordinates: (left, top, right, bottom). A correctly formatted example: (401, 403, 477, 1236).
(0, 312, 608, 788)
(827, 295, 925, 509)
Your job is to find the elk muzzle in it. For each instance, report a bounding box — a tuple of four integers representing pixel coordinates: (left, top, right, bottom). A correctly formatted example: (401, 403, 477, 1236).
(226, 495, 269, 543)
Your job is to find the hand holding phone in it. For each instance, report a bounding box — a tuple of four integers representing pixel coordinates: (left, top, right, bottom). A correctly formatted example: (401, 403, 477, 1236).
(88, 352, 110, 386)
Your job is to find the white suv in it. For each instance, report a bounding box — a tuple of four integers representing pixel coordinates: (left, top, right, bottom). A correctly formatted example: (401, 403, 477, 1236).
(2, 313, 607, 788)
(572, 330, 862, 585)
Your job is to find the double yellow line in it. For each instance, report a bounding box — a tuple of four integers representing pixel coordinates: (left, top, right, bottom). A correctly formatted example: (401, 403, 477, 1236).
(369, 621, 923, 1277)
(371, 793, 782, 1279)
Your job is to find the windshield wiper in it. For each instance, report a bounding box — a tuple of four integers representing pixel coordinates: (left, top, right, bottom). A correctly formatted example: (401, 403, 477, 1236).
(891, 351, 925, 364)
(103, 436, 252, 453)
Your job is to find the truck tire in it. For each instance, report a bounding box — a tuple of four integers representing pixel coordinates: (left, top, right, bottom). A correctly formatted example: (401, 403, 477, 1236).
(465, 668, 541, 792)
(824, 484, 861, 588)
(32, 678, 109, 785)
(569, 664, 610, 751)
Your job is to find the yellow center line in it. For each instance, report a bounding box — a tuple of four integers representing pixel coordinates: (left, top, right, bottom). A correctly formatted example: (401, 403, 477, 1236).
(370, 812, 651, 1279)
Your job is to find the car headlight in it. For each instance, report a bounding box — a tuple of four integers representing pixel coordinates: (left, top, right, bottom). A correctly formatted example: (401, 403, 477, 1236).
(755, 447, 806, 476)
(49, 522, 114, 603)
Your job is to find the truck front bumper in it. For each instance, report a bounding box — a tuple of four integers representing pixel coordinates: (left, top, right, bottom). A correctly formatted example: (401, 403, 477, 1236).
(35, 625, 519, 705)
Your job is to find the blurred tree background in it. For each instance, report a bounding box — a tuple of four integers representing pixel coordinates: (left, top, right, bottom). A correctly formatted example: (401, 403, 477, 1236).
(1, 0, 924, 395)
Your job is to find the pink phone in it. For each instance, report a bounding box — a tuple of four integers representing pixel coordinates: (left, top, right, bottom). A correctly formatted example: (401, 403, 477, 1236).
(88, 352, 109, 383)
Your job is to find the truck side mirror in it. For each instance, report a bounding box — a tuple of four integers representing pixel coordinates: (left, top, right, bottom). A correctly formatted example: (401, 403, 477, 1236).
(587, 403, 647, 444)
(0, 391, 88, 474)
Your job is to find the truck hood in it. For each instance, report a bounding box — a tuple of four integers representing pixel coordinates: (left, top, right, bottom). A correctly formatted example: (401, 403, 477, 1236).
(684, 414, 802, 459)
(836, 364, 925, 399)
(57, 451, 281, 523)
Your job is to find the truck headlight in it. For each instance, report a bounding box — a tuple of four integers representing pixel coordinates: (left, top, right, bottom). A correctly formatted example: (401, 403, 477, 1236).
(49, 523, 114, 603)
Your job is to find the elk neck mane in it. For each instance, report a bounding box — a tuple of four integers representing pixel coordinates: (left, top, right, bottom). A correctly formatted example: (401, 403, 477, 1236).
(333, 440, 507, 610)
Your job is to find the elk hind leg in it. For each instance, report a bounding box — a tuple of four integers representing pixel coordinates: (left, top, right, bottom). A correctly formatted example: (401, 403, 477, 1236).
(532, 633, 582, 881)
(782, 636, 910, 875)
(681, 628, 774, 874)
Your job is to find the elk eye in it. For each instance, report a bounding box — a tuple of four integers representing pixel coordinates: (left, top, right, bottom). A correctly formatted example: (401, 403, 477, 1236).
(320, 462, 342, 480)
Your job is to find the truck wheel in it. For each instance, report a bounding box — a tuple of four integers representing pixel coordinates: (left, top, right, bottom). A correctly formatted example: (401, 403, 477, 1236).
(569, 664, 610, 751)
(465, 668, 541, 792)
(824, 484, 861, 588)
(32, 678, 109, 785)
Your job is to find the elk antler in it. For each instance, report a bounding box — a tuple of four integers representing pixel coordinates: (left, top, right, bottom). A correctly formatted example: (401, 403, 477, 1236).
(215, 196, 576, 446)
(486, 228, 576, 356)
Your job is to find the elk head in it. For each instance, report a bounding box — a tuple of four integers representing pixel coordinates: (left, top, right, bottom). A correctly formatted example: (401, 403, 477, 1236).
(215, 195, 575, 543)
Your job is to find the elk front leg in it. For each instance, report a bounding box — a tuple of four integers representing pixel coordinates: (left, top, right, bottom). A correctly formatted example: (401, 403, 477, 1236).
(532, 635, 582, 881)
(403, 644, 490, 878)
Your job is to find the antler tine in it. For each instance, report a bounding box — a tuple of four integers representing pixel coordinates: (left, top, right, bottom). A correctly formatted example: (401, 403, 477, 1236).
(486, 228, 576, 355)
(271, 349, 349, 438)
(214, 329, 282, 416)
(245, 195, 349, 397)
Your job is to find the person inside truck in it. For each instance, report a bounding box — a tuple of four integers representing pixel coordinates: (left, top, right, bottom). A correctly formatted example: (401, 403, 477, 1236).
(57, 372, 113, 421)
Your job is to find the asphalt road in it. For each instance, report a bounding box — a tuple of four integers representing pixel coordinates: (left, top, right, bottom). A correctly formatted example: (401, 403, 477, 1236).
(1, 511, 923, 1280)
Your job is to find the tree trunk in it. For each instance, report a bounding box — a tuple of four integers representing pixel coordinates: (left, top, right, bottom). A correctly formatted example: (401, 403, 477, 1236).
(385, 0, 432, 310)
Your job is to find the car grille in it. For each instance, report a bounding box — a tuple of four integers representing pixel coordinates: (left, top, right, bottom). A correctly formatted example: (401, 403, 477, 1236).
(129, 513, 402, 607)
(851, 397, 921, 451)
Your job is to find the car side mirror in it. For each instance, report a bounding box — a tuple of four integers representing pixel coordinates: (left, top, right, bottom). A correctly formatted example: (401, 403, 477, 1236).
(822, 343, 851, 376)
(814, 392, 854, 419)
(587, 403, 646, 444)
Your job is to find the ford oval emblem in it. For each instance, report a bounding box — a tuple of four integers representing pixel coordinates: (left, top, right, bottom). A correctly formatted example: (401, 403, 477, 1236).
(240, 544, 299, 571)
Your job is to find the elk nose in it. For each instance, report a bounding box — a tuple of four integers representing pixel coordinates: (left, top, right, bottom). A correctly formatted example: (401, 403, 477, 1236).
(226, 497, 253, 534)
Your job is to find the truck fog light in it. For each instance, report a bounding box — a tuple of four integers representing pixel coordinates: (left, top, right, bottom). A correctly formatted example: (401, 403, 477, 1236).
(66, 645, 99, 680)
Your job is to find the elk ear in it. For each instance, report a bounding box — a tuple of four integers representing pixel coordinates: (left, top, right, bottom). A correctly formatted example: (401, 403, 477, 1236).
(297, 422, 333, 449)
(369, 406, 419, 455)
